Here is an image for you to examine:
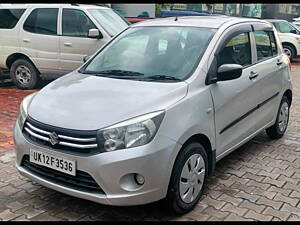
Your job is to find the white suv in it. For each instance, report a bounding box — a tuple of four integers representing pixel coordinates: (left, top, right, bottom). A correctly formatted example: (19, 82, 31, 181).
(266, 19, 300, 60)
(0, 4, 129, 89)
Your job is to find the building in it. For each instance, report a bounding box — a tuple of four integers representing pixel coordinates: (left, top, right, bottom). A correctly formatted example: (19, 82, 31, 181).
(173, 4, 300, 21)
(110, 4, 155, 18)
(109, 4, 300, 22)
(261, 4, 300, 22)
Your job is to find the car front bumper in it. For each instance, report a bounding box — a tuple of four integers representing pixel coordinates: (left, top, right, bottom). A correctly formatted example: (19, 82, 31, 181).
(13, 122, 181, 206)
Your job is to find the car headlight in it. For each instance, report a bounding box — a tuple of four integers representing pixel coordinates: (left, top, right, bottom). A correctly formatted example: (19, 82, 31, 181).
(98, 110, 165, 152)
(17, 92, 37, 129)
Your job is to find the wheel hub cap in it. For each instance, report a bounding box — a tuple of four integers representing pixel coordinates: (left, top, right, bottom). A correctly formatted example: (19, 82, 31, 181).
(15, 65, 32, 85)
(179, 153, 205, 204)
(278, 102, 289, 132)
(283, 48, 292, 58)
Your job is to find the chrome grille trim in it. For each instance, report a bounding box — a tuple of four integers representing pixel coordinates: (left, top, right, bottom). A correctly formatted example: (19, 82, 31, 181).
(24, 127, 49, 142)
(24, 122, 98, 150)
(59, 141, 97, 149)
(57, 134, 96, 142)
(26, 122, 50, 136)
(26, 122, 96, 142)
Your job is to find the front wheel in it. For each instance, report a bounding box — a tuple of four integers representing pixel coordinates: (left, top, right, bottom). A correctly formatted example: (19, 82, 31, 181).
(266, 96, 290, 139)
(164, 142, 208, 214)
(282, 45, 296, 60)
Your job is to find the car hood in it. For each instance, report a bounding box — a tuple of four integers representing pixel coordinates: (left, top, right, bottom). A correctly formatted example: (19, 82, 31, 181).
(28, 72, 188, 130)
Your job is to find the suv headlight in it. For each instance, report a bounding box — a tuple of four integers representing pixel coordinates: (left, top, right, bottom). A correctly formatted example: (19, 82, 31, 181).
(98, 110, 165, 152)
(17, 93, 36, 129)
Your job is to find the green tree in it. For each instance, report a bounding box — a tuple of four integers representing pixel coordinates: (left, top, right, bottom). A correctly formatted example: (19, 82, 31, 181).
(155, 4, 174, 17)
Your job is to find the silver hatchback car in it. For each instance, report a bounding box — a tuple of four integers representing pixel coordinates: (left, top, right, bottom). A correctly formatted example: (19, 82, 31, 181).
(14, 16, 292, 214)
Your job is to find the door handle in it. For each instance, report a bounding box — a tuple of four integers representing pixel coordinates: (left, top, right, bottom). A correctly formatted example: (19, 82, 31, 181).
(64, 42, 72, 47)
(23, 39, 30, 43)
(249, 71, 259, 80)
(276, 60, 283, 66)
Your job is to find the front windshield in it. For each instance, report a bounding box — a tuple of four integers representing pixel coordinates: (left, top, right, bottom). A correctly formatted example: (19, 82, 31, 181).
(88, 9, 129, 36)
(83, 26, 216, 81)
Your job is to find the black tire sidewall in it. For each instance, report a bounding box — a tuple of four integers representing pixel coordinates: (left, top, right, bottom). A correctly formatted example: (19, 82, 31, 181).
(283, 45, 295, 59)
(10, 59, 39, 89)
(166, 142, 208, 214)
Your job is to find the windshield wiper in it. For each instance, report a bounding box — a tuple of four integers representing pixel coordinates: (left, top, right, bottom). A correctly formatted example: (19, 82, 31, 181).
(80, 71, 182, 82)
(144, 75, 182, 81)
(82, 70, 144, 77)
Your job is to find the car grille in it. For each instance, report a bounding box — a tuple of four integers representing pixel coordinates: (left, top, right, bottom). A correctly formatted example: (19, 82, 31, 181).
(22, 116, 100, 155)
(21, 155, 104, 194)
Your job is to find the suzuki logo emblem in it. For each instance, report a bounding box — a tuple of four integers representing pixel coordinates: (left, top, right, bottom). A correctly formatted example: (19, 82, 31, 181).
(49, 132, 59, 146)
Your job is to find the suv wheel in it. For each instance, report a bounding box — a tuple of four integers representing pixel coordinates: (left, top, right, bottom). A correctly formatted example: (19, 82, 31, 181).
(165, 142, 208, 214)
(10, 59, 40, 89)
(282, 44, 295, 60)
(266, 96, 290, 139)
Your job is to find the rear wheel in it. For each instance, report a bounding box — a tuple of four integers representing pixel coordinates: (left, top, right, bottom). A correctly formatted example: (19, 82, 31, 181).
(266, 96, 290, 139)
(10, 59, 40, 89)
(282, 44, 296, 60)
(165, 142, 208, 214)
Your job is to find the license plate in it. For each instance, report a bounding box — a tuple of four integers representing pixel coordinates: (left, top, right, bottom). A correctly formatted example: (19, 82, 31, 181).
(30, 149, 76, 176)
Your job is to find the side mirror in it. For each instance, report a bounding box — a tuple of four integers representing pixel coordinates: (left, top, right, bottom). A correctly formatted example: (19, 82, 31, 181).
(217, 64, 243, 82)
(290, 29, 297, 34)
(88, 28, 103, 39)
(83, 55, 91, 63)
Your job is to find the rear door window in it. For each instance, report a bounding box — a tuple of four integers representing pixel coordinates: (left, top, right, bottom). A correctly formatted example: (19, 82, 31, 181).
(254, 31, 273, 61)
(23, 8, 58, 35)
(0, 9, 26, 29)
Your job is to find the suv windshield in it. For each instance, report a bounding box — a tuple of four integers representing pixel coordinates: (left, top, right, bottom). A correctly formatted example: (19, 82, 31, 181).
(88, 8, 128, 36)
(82, 26, 216, 82)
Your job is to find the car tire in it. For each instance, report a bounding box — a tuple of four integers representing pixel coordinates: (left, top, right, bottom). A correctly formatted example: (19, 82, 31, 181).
(266, 96, 290, 139)
(10, 59, 40, 90)
(282, 44, 296, 60)
(164, 142, 208, 215)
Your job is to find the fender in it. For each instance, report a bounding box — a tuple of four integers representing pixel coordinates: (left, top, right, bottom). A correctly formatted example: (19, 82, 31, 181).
(6, 52, 40, 71)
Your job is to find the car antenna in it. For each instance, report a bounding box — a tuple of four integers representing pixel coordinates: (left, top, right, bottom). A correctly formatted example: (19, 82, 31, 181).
(175, 16, 178, 21)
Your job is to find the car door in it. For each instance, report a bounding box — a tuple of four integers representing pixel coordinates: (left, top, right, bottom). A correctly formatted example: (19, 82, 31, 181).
(251, 24, 285, 130)
(20, 7, 61, 75)
(208, 24, 262, 157)
(59, 8, 108, 73)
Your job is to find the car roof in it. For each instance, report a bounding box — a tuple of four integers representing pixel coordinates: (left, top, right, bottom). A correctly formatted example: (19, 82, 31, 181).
(132, 16, 268, 29)
(0, 3, 109, 10)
